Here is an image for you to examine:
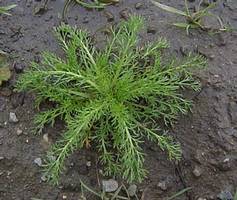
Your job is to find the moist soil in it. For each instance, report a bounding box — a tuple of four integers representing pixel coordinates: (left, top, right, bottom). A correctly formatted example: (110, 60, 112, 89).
(0, 0, 237, 199)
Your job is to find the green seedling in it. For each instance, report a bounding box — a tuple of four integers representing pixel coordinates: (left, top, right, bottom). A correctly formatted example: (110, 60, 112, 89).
(151, 0, 226, 34)
(167, 187, 192, 200)
(16, 16, 206, 185)
(74, 0, 118, 9)
(63, 0, 118, 20)
(0, 4, 17, 15)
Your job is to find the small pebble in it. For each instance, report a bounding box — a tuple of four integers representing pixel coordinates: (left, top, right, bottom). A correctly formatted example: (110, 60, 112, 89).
(102, 179, 119, 192)
(41, 174, 47, 182)
(192, 165, 203, 177)
(9, 112, 19, 123)
(201, 0, 211, 6)
(197, 45, 215, 60)
(16, 129, 23, 136)
(86, 161, 91, 167)
(43, 133, 49, 143)
(128, 184, 137, 197)
(157, 181, 167, 191)
(13, 62, 25, 73)
(82, 17, 89, 24)
(34, 157, 43, 167)
(135, 2, 143, 10)
(147, 25, 157, 34)
(0, 157, 4, 160)
(216, 157, 232, 171)
(104, 11, 114, 22)
(119, 8, 130, 20)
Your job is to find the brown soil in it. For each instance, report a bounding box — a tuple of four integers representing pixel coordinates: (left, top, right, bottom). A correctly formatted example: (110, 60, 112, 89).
(0, 0, 237, 200)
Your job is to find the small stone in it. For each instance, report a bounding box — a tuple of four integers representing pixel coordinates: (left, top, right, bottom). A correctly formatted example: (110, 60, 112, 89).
(217, 191, 233, 200)
(119, 8, 131, 20)
(9, 112, 19, 123)
(223, 158, 230, 162)
(104, 11, 114, 22)
(82, 17, 89, 24)
(216, 34, 227, 47)
(26, 0, 33, 7)
(147, 26, 157, 34)
(208, 195, 215, 200)
(45, 15, 53, 22)
(16, 129, 23, 136)
(192, 165, 203, 177)
(201, 0, 211, 6)
(62, 195, 67, 199)
(215, 157, 232, 171)
(157, 181, 167, 191)
(41, 174, 47, 182)
(86, 161, 91, 167)
(34, 5, 47, 15)
(43, 133, 49, 143)
(135, 2, 143, 10)
(128, 184, 137, 197)
(102, 179, 119, 192)
(197, 45, 215, 60)
(0, 88, 12, 97)
(34, 157, 43, 167)
(13, 62, 25, 73)
(0, 28, 6, 35)
(180, 45, 194, 56)
(11, 93, 25, 108)
(0, 157, 4, 160)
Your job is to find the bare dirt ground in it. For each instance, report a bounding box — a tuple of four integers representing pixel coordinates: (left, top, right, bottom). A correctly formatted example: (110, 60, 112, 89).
(0, 0, 237, 199)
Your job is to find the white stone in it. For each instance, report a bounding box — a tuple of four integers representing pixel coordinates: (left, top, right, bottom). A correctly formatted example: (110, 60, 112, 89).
(102, 179, 118, 192)
(9, 112, 18, 123)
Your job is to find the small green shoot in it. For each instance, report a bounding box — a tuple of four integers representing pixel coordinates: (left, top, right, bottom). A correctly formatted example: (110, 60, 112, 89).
(0, 4, 17, 15)
(16, 16, 206, 184)
(74, 0, 107, 9)
(151, 0, 227, 34)
(167, 187, 192, 200)
(63, 0, 118, 20)
(234, 190, 237, 200)
(75, 0, 119, 9)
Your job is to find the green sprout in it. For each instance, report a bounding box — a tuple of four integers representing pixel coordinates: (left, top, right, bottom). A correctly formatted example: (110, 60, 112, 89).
(151, 0, 227, 34)
(63, 0, 119, 20)
(0, 4, 17, 15)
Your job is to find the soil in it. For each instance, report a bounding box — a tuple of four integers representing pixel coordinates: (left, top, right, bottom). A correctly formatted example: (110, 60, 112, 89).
(0, 0, 237, 200)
